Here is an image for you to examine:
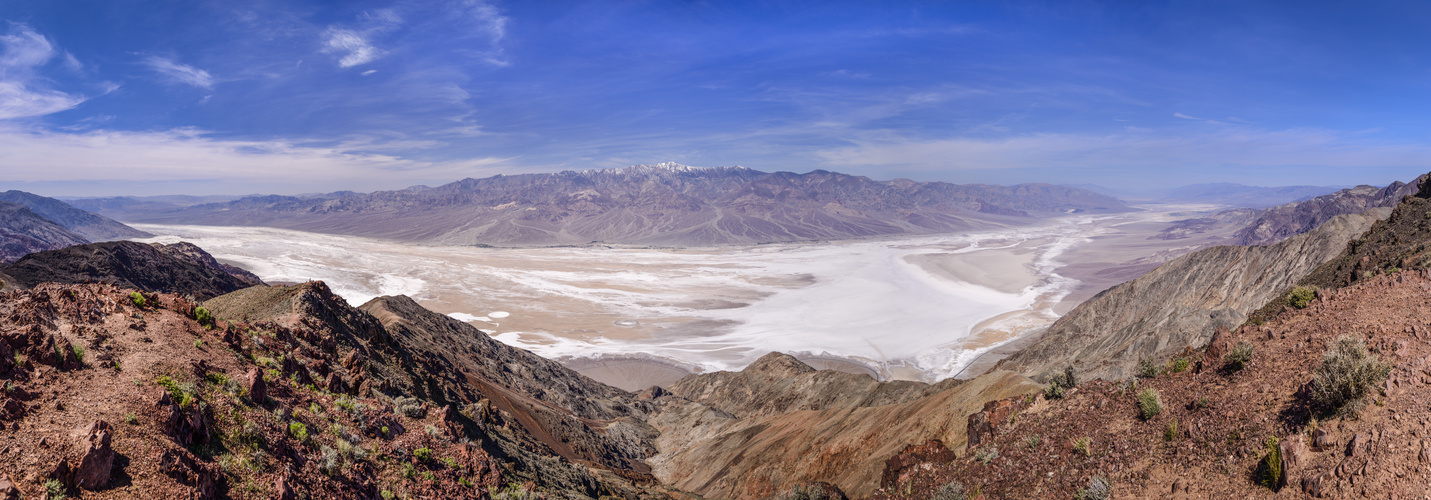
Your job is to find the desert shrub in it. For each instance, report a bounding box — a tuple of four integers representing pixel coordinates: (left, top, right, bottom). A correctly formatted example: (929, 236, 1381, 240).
(441, 456, 460, 469)
(45, 478, 66, 499)
(400, 462, 416, 479)
(288, 422, 308, 442)
(1225, 341, 1255, 372)
(319, 445, 340, 475)
(156, 375, 197, 408)
(1075, 476, 1111, 500)
(1258, 436, 1282, 489)
(1137, 388, 1162, 420)
(931, 480, 967, 500)
(413, 447, 433, 463)
(1025, 434, 1041, 449)
(380, 491, 395, 500)
(1310, 335, 1390, 418)
(1137, 358, 1159, 379)
(1072, 436, 1091, 456)
(493, 484, 540, 500)
(193, 306, 214, 328)
(130, 291, 146, 308)
(1288, 286, 1316, 309)
(1164, 420, 1178, 441)
(125, 412, 137, 425)
(1045, 382, 1065, 400)
(1170, 357, 1190, 373)
(974, 446, 998, 465)
(394, 396, 426, 418)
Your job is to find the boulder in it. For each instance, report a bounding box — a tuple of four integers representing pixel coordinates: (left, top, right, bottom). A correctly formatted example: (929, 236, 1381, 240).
(1278, 435, 1308, 487)
(159, 448, 218, 499)
(881, 439, 958, 488)
(1347, 433, 1370, 457)
(1311, 427, 1335, 451)
(73, 420, 114, 490)
(967, 398, 1018, 448)
(244, 367, 267, 403)
(0, 474, 22, 500)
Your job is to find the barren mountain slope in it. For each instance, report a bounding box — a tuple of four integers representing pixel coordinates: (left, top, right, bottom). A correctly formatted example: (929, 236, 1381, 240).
(3, 241, 264, 301)
(648, 353, 1042, 499)
(1232, 175, 1422, 246)
(115, 164, 1130, 246)
(0, 201, 89, 264)
(873, 269, 1431, 499)
(994, 208, 1389, 382)
(0, 190, 151, 241)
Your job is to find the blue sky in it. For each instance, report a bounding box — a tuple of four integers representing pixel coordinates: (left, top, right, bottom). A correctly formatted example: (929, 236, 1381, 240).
(2, 1, 1430, 196)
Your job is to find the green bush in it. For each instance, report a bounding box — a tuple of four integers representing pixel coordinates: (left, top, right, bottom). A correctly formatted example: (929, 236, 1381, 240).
(1170, 357, 1190, 373)
(1164, 420, 1178, 441)
(194, 306, 214, 328)
(1045, 382, 1065, 400)
(71, 345, 84, 363)
(130, 291, 146, 308)
(1137, 388, 1162, 420)
(1072, 436, 1091, 456)
(1225, 341, 1255, 372)
(45, 478, 67, 499)
(1259, 436, 1282, 489)
(288, 422, 308, 442)
(1288, 286, 1316, 309)
(1310, 335, 1390, 418)
(413, 447, 433, 463)
(1137, 358, 1159, 379)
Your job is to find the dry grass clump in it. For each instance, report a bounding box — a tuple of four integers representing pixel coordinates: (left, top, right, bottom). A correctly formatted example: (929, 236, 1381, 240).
(1310, 335, 1389, 418)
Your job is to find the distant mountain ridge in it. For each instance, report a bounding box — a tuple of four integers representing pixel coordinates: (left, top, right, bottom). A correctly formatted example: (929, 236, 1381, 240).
(0, 201, 90, 263)
(0, 190, 151, 241)
(108, 163, 1131, 246)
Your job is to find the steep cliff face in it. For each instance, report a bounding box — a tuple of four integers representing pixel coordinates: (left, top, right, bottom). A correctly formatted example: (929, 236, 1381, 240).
(0, 190, 151, 241)
(649, 353, 1041, 499)
(994, 208, 1389, 382)
(0, 201, 89, 263)
(115, 164, 1129, 246)
(1231, 176, 1421, 246)
(2, 240, 263, 300)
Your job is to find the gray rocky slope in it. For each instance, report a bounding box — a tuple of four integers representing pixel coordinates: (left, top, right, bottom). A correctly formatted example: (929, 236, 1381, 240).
(994, 207, 1392, 382)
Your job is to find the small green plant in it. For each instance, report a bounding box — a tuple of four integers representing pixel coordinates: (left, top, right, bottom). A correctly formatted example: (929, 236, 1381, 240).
(1164, 420, 1178, 441)
(12, 353, 25, 367)
(1137, 358, 1159, 379)
(71, 345, 85, 363)
(45, 478, 66, 499)
(1388, 266, 1401, 274)
(194, 339, 205, 348)
(193, 306, 214, 328)
(413, 447, 433, 463)
(459, 477, 474, 488)
(400, 462, 416, 479)
(1025, 434, 1042, 449)
(420, 471, 436, 481)
(380, 491, 395, 500)
(130, 291, 146, 308)
(1045, 382, 1065, 400)
(1137, 388, 1162, 420)
(1259, 436, 1283, 489)
(125, 412, 137, 425)
(1288, 286, 1316, 309)
(1225, 341, 1255, 372)
(1075, 475, 1111, 500)
(1310, 335, 1390, 418)
(155, 375, 196, 408)
(441, 456, 460, 469)
(381, 425, 389, 435)
(1197, 397, 1209, 409)
(1072, 436, 1091, 456)
(288, 422, 308, 442)
(394, 396, 426, 418)
(1170, 357, 1190, 373)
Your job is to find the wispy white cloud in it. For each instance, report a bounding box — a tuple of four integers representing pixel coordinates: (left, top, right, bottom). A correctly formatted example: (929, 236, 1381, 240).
(0, 124, 509, 192)
(143, 56, 214, 89)
(454, 0, 510, 66)
(0, 24, 84, 119)
(323, 28, 382, 67)
(816, 127, 1431, 173)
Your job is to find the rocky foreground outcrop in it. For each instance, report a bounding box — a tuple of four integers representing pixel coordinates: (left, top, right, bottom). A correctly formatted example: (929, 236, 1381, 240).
(3, 241, 264, 300)
(873, 269, 1431, 499)
(649, 352, 1042, 498)
(995, 207, 1390, 382)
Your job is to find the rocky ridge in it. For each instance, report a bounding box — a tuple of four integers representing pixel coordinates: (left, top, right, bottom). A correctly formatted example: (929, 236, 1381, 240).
(3, 241, 265, 301)
(0, 190, 151, 242)
(1231, 176, 1422, 246)
(110, 164, 1130, 246)
(0, 201, 89, 264)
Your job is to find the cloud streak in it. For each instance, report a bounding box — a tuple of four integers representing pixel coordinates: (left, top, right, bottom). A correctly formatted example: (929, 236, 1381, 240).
(0, 24, 84, 119)
(0, 124, 509, 194)
(324, 28, 382, 67)
(143, 56, 215, 89)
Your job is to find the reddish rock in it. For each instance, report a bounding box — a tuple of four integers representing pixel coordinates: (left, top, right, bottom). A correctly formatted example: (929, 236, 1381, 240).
(881, 439, 958, 488)
(1279, 435, 1308, 487)
(1347, 433, 1370, 457)
(1420, 440, 1429, 464)
(1301, 472, 1329, 498)
(275, 475, 295, 500)
(0, 474, 21, 500)
(1311, 428, 1335, 451)
(73, 420, 114, 490)
(159, 448, 218, 499)
(324, 372, 346, 394)
(245, 367, 267, 403)
(967, 398, 1018, 448)
(0, 399, 22, 421)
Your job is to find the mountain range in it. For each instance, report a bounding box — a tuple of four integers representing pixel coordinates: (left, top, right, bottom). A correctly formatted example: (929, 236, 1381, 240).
(89, 163, 1131, 246)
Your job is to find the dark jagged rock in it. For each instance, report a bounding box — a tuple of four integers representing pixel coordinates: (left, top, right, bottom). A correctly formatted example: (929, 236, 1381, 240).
(0, 201, 88, 264)
(2, 240, 263, 300)
(0, 190, 150, 241)
(73, 420, 114, 490)
(119, 164, 1129, 246)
